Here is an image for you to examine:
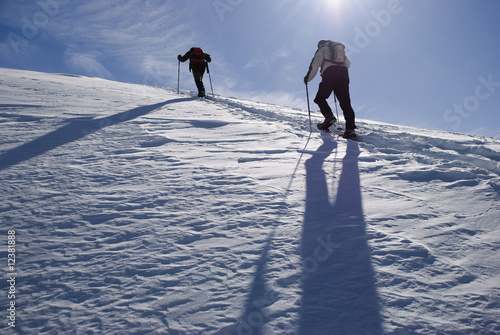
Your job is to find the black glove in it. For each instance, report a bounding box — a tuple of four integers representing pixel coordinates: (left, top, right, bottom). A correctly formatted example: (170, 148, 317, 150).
(304, 75, 309, 84)
(177, 55, 182, 61)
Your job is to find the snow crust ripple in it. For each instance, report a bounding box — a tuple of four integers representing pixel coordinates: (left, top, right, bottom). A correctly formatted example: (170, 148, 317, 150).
(1, 68, 499, 334)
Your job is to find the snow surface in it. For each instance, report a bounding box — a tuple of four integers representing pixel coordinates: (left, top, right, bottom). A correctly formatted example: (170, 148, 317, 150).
(1, 68, 500, 334)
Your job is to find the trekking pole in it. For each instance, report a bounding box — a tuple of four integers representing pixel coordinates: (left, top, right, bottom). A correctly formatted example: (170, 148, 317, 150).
(177, 59, 180, 94)
(305, 83, 312, 133)
(206, 63, 214, 97)
(334, 94, 341, 129)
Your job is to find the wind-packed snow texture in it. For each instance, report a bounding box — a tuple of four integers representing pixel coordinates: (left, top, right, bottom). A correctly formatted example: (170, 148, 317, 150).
(1, 68, 500, 334)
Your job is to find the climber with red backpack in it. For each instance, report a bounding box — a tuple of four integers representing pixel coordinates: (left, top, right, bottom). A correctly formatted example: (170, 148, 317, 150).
(178, 47, 212, 98)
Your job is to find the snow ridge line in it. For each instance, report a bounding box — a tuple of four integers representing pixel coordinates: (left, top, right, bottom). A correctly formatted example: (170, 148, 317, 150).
(360, 126, 500, 177)
(206, 94, 500, 178)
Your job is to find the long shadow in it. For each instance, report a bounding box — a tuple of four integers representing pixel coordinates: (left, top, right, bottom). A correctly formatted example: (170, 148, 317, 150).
(0, 98, 194, 170)
(213, 231, 279, 335)
(299, 139, 383, 334)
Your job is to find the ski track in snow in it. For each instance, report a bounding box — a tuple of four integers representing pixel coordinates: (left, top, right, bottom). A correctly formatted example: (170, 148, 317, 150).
(0, 68, 500, 334)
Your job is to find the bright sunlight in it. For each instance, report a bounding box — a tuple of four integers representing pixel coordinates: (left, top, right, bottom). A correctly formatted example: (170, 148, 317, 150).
(324, 0, 345, 10)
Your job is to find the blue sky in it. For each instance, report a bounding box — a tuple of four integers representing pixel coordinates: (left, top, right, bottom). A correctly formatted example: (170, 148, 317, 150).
(1, 0, 499, 137)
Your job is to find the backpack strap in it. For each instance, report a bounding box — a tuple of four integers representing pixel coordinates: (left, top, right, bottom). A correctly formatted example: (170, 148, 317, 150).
(323, 41, 346, 66)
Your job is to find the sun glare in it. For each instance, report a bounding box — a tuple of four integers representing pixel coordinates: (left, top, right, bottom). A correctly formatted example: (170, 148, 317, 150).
(325, 0, 344, 10)
(319, 0, 351, 22)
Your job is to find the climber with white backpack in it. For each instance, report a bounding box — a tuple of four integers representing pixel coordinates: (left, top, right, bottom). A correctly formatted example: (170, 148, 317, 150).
(304, 40, 357, 139)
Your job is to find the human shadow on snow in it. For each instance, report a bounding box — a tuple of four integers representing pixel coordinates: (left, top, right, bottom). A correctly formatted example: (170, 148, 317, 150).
(0, 98, 194, 170)
(212, 230, 277, 335)
(215, 138, 383, 335)
(298, 138, 383, 334)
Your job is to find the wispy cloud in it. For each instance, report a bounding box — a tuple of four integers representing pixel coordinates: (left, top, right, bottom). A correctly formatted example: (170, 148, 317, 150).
(63, 49, 113, 79)
(33, 1, 196, 84)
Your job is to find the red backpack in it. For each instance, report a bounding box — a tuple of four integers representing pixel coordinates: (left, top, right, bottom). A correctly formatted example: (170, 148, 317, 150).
(191, 47, 205, 63)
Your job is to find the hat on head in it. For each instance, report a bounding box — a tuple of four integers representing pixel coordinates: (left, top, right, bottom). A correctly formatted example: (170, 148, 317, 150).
(317, 40, 328, 48)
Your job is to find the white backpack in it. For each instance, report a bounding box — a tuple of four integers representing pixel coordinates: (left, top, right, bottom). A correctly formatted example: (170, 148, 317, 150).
(325, 41, 347, 65)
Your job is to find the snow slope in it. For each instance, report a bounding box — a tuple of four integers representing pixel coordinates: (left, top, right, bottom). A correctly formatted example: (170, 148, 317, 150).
(1, 68, 500, 334)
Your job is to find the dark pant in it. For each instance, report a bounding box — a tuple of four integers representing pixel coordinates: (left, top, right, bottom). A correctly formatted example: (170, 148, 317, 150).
(191, 63, 206, 96)
(314, 66, 356, 130)
(192, 71, 205, 96)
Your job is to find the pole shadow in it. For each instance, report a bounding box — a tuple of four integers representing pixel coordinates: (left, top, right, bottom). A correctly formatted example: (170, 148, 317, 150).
(213, 231, 280, 335)
(299, 139, 383, 334)
(0, 97, 194, 171)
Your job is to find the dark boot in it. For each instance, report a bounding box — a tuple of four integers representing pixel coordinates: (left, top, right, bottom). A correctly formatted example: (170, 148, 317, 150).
(318, 115, 337, 130)
(342, 129, 357, 139)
